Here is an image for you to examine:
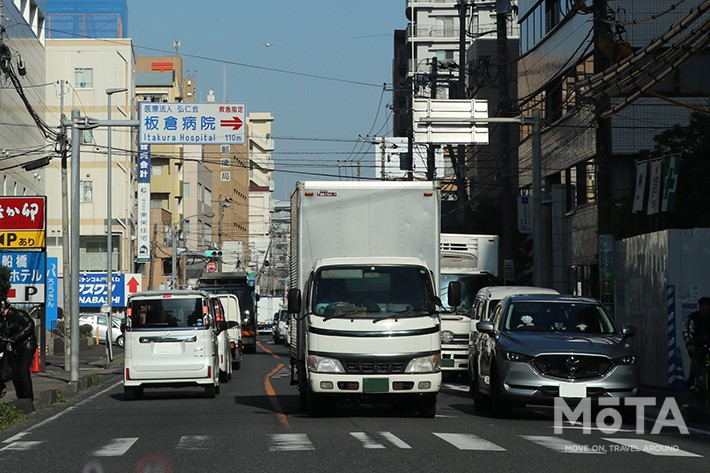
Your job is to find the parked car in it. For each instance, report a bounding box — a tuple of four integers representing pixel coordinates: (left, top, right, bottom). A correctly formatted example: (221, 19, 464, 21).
(470, 294, 638, 417)
(78, 313, 124, 347)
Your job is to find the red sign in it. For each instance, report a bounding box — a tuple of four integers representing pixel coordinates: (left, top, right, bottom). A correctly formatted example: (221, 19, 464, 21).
(206, 261, 217, 272)
(0, 197, 46, 230)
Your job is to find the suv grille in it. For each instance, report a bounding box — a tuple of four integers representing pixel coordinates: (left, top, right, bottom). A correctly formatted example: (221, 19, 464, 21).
(531, 355, 613, 380)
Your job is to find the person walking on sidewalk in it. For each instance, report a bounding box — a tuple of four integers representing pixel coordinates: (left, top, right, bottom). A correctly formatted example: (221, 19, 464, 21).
(0, 298, 37, 401)
(684, 296, 710, 390)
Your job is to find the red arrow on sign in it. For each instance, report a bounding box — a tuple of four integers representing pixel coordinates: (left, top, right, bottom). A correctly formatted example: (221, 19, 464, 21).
(127, 277, 140, 293)
(220, 116, 243, 130)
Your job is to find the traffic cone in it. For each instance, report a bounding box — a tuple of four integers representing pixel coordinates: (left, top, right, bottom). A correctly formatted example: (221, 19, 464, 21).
(30, 348, 41, 373)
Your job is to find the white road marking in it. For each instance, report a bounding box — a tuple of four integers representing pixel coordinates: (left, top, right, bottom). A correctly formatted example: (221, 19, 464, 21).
(434, 433, 506, 451)
(0, 441, 43, 451)
(2, 432, 29, 443)
(350, 432, 386, 449)
(93, 437, 139, 457)
(522, 435, 603, 454)
(378, 431, 412, 449)
(602, 438, 702, 457)
(269, 433, 314, 451)
(443, 383, 470, 392)
(177, 435, 212, 450)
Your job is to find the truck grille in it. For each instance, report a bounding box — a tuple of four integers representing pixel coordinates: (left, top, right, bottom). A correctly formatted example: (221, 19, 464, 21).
(531, 355, 613, 380)
(344, 360, 407, 374)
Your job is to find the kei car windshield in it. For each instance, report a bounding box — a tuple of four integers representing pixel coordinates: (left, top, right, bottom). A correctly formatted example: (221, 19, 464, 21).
(502, 301, 616, 334)
(311, 265, 434, 319)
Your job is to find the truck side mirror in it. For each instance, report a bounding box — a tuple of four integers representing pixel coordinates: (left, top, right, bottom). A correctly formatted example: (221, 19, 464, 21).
(288, 288, 302, 314)
(447, 281, 461, 308)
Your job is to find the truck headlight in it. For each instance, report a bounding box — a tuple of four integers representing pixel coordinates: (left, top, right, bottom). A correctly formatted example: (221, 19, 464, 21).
(405, 354, 441, 373)
(307, 355, 345, 373)
(440, 330, 455, 344)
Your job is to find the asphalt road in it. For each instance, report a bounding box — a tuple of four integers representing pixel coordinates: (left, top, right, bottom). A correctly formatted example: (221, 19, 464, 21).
(1, 336, 709, 473)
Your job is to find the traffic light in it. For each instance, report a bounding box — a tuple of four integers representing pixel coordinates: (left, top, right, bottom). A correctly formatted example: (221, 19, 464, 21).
(205, 250, 223, 257)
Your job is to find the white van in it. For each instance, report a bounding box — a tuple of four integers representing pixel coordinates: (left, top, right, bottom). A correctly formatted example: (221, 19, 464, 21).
(210, 296, 232, 384)
(214, 293, 242, 370)
(123, 290, 227, 400)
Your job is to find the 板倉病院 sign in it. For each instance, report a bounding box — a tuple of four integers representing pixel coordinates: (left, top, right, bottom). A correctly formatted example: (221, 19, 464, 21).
(139, 102, 246, 145)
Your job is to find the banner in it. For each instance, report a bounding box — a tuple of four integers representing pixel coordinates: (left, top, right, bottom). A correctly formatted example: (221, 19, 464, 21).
(136, 144, 151, 263)
(632, 159, 648, 213)
(661, 155, 680, 212)
(646, 158, 663, 216)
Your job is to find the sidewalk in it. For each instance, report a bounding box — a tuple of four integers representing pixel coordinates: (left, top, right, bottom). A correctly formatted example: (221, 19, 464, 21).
(2, 344, 124, 414)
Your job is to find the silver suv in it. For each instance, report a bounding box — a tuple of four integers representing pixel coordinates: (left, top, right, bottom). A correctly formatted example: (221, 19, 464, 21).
(470, 294, 638, 416)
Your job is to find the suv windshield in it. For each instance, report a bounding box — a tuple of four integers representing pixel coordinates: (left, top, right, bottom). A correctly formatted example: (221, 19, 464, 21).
(311, 265, 434, 319)
(129, 297, 209, 329)
(502, 301, 615, 334)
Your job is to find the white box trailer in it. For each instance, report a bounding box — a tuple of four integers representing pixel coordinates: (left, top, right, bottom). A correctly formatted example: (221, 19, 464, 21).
(288, 181, 445, 417)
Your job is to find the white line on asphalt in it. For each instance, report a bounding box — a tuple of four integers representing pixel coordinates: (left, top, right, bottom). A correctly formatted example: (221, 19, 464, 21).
(177, 435, 212, 450)
(378, 431, 412, 449)
(551, 423, 638, 433)
(93, 437, 139, 457)
(0, 441, 43, 451)
(434, 433, 506, 451)
(602, 438, 702, 457)
(350, 432, 386, 449)
(2, 432, 29, 443)
(21, 380, 124, 435)
(269, 433, 315, 451)
(522, 435, 603, 454)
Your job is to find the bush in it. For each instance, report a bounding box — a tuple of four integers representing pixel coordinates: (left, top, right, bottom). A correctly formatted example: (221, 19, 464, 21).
(79, 324, 94, 338)
(0, 403, 27, 431)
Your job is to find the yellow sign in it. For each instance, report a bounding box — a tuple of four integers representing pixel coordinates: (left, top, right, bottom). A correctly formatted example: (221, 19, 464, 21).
(0, 230, 46, 248)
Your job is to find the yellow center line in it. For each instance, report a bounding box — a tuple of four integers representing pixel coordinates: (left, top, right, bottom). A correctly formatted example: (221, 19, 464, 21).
(258, 342, 280, 359)
(260, 343, 289, 430)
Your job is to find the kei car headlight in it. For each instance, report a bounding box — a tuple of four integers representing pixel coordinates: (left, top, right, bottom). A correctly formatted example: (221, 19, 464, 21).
(405, 354, 441, 373)
(613, 355, 636, 365)
(307, 355, 345, 373)
(502, 351, 534, 362)
(440, 330, 455, 344)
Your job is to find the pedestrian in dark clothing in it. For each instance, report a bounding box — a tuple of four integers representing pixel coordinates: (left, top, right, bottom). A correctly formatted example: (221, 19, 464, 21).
(0, 298, 37, 400)
(683, 296, 710, 390)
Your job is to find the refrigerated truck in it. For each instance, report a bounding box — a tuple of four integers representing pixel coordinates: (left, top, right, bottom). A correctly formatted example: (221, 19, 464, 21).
(287, 181, 455, 417)
(439, 234, 499, 375)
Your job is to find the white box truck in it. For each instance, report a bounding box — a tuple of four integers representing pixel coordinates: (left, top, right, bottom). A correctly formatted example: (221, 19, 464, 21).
(288, 181, 452, 417)
(439, 233, 498, 376)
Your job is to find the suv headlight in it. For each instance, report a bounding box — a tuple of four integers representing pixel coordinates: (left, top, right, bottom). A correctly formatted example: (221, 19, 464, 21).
(502, 351, 534, 362)
(440, 330, 455, 343)
(405, 354, 441, 373)
(307, 355, 345, 373)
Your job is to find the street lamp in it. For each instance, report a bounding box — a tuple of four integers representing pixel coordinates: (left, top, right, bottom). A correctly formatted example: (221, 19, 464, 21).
(172, 212, 214, 289)
(105, 87, 127, 362)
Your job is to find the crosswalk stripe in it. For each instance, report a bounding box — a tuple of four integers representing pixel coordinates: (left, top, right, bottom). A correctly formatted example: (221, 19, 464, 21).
(443, 383, 470, 392)
(379, 431, 412, 449)
(602, 438, 702, 457)
(351, 432, 386, 449)
(177, 435, 212, 450)
(0, 441, 43, 451)
(93, 438, 138, 457)
(269, 433, 314, 451)
(434, 433, 506, 451)
(522, 435, 603, 454)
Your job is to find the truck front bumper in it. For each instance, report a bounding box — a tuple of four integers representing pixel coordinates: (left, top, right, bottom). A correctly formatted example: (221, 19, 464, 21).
(308, 371, 441, 395)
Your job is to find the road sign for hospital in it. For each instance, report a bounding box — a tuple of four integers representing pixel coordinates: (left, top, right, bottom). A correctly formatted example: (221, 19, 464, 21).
(138, 102, 246, 145)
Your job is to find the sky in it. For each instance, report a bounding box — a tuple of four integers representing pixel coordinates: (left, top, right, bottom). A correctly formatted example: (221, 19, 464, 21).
(128, 1, 406, 201)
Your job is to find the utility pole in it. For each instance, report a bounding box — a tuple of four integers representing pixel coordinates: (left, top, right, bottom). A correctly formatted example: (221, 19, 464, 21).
(218, 195, 224, 272)
(456, 0, 470, 228)
(496, 0, 516, 282)
(427, 57, 437, 181)
(59, 80, 72, 371)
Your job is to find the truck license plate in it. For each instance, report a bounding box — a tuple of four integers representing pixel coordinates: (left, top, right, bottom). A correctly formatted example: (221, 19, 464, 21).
(441, 359, 455, 368)
(363, 378, 389, 393)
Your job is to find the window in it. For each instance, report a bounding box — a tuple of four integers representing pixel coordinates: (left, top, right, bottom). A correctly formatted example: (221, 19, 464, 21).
(183, 182, 190, 200)
(80, 180, 93, 202)
(74, 68, 93, 89)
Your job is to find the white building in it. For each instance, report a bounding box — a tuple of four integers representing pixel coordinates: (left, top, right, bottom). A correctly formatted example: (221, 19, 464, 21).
(248, 112, 275, 284)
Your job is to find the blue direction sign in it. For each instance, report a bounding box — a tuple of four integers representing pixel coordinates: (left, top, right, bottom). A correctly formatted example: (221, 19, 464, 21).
(0, 251, 46, 303)
(138, 102, 246, 145)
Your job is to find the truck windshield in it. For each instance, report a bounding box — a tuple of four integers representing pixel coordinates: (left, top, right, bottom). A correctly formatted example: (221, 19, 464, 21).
(440, 273, 495, 313)
(312, 265, 433, 319)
